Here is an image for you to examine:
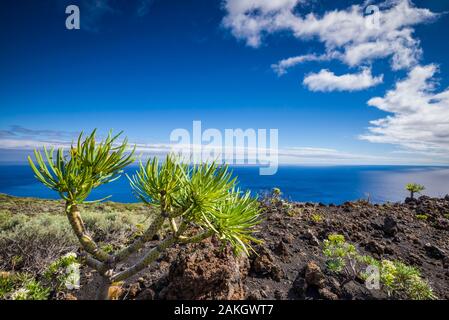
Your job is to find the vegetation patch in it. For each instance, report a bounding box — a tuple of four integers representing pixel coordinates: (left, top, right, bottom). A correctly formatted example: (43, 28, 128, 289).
(322, 234, 436, 300)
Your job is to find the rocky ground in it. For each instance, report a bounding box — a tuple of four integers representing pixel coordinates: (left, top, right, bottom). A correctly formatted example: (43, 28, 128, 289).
(2, 193, 449, 300)
(87, 195, 449, 300)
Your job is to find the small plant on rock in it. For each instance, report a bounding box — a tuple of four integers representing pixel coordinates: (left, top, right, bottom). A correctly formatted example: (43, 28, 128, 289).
(28, 130, 261, 299)
(269, 187, 283, 207)
(405, 183, 425, 199)
(271, 187, 281, 199)
(323, 234, 357, 276)
(311, 213, 324, 223)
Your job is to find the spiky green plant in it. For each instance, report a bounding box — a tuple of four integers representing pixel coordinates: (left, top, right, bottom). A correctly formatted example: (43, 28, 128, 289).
(28, 130, 261, 299)
(405, 183, 425, 199)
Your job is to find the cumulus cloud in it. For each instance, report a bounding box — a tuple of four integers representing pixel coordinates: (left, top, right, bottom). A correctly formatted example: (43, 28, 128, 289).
(223, 0, 437, 73)
(303, 68, 383, 92)
(360, 64, 449, 154)
(223, 1, 449, 160)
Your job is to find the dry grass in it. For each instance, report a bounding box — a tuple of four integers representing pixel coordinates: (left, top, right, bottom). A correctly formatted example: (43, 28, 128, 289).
(0, 194, 156, 275)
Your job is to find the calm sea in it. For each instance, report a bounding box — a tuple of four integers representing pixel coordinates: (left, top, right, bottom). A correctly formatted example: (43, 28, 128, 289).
(0, 165, 448, 204)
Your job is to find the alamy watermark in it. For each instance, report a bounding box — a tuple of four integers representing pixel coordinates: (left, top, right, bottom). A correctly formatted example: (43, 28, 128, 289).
(169, 121, 279, 175)
(66, 5, 80, 30)
(365, 5, 381, 29)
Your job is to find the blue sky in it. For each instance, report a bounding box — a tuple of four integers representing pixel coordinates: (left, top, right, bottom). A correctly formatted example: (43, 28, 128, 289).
(1, 0, 449, 164)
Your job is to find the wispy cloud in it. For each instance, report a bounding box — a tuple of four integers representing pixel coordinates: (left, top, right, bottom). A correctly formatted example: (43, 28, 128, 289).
(0, 126, 79, 140)
(271, 53, 335, 76)
(1, 127, 446, 165)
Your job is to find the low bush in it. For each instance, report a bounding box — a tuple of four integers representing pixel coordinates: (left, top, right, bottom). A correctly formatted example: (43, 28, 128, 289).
(322, 234, 436, 300)
(0, 206, 151, 274)
(311, 213, 323, 223)
(0, 272, 50, 300)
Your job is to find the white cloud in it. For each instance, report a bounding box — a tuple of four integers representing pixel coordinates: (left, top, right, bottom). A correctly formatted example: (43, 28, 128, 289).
(360, 64, 449, 154)
(223, 1, 448, 162)
(303, 68, 383, 92)
(224, 0, 438, 73)
(271, 52, 336, 76)
(222, 0, 301, 47)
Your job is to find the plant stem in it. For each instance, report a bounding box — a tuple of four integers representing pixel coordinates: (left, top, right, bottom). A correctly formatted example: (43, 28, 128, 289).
(111, 223, 188, 282)
(96, 276, 112, 300)
(169, 218, 178, 233)
(65, 202, 110, 262)
(113, 214, 165, 262)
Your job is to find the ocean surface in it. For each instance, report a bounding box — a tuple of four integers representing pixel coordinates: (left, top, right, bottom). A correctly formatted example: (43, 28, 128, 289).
(0, 165, 448, 204)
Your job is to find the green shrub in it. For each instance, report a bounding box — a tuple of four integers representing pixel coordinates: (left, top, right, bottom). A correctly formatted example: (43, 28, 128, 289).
(0, 272, 50, 300)
(311, 213, 323, 223)
(272, 188, 281, 198)
(43, 252, 80, 291)
(378, 260, 435, 300)
(415, 214, 428, 221)
(323, 234, 357, 274)
(0, 213, 77, 273)
(322, 234, 436, 300)
(0, 207, 151, 274)
(405, 183, 425, 199)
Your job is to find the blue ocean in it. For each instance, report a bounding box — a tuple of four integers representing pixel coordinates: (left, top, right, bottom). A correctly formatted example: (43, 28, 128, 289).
(0, 165, 448, 205)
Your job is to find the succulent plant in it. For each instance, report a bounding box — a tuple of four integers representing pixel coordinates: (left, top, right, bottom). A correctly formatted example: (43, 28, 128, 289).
(28, 130, 261, 299)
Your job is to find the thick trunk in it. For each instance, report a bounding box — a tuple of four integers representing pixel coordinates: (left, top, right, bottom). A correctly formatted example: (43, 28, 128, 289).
(113, 214, 165, 262)
(112, 223, 188, 282)
(66, 202, 110, 262)
(96, 276, 112, 300)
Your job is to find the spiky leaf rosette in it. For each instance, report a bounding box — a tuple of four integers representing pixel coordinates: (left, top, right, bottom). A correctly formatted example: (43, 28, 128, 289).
(28, 130, 135, 203)
(129, 156, 261, 254)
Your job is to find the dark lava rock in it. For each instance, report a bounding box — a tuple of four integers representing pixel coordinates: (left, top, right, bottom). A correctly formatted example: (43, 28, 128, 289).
(405, 197, 418, 204)
(292, 277, 306, 298)
(365, 240, 385, 256)
(274, 289, 285, 300)
(342, 281, 373, 300)
(160, 241, 249, 300)
(282, 234, 294, 244)
(246, 290, 262, 300)
(435, 218, 449, 231)
(305, 229, 320, 246)
(319, 288, 339, 300)
(424, 243, 446, 260)
(383, 216, 398, 237)
(136, 288, 155, 300)
(273, 241, 290, 259)
(304, 261, 325, 288)
(251, 246, 284, 281)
